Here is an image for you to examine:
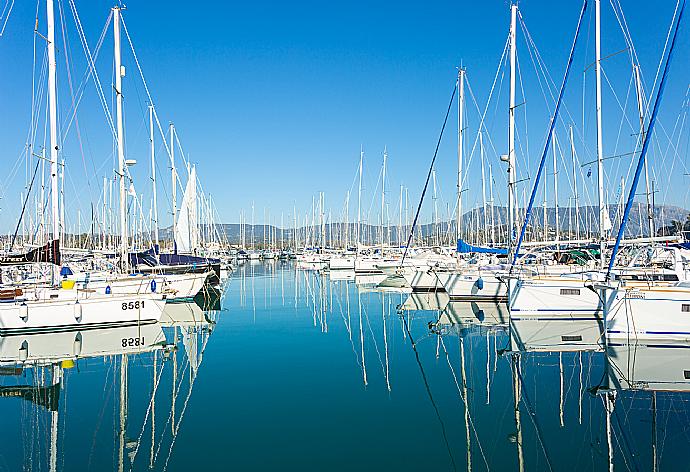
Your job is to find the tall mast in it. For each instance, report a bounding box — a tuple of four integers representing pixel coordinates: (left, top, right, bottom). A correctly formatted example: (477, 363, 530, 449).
(489, 164, 496, 244)
(457, 68, 465, 243)
(553, 133, 559, 245)
(432, 169, 439, 245)
(480, 131, 488, 245)
(633, 64, 654, 237)
(102, 177, 108, 250)
(595, 0, 606, 266)
(149, 105, 159, 248)
(508, 4, 518, 257)
(47, 0, 59, 242)
(357, 146, 363, 250)
(399, 184, 403, 247)
(344, 190, 350, 249)
(113, 6, 127, 265)
(381, 147, 387, 253)
(570, 126, 579, 240)
(170, 123, 177, 241)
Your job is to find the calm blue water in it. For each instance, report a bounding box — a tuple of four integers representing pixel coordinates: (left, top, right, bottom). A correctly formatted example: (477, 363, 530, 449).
(1, 261, 689, 471)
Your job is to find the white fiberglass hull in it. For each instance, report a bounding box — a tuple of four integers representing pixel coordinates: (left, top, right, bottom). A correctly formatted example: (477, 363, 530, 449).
(354, 258, 383, 274)
(402, 269, 449, 292)
(329, 256, 355, 270)
(606, 285, 690, 343)
(71, 272, 209, 300)
(0, 290, 165, 335)
(443, 270, 508, 301)
(508, 276, 603, 321)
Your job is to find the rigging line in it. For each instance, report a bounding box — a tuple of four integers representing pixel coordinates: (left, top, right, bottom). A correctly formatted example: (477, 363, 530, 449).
(60, 11, 110, 138)
(607, 0, 685, 277)
(67, 2, 117, 138)
(460, 36, 510, 193)
(120, 16, 175, 165)
(10, 158, 41, 249)
(609, 0, 641, 70)
(401, 314, 458, 471)
(0, 0, 14, 36)
(513, 357, 555, 471)
(520, 8, 596, 161)
(645, 0, 680, 122)
(57, 0, 97, 204)
(438, 335, 490, 470)
(512, 0, 588, 266)
(401, 81, 456, 265)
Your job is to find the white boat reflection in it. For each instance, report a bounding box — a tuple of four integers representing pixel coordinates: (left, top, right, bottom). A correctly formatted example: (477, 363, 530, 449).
(0, 323, 167, 366)
(400, 292, 450, 312)
(606, 342, 690, 392)
(329, 270, 355, 281)
(510, 318, 605, 352)
(442, 301, 508, 328)
(161, 301, 211, 327)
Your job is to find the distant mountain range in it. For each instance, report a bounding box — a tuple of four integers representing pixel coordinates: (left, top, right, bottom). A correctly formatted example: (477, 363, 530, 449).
(165, 204, 689, 247)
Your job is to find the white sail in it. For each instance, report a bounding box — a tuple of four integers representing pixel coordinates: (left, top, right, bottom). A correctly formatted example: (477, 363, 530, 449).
(174, 166, 199, 253)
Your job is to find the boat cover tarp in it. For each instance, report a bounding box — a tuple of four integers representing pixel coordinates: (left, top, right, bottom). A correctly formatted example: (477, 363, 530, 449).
(129, 246, 220, 268)
(456, 239, 508, 255)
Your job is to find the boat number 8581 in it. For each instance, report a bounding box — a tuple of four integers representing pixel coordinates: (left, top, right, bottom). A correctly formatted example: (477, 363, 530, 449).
(121, 300, 145, 310)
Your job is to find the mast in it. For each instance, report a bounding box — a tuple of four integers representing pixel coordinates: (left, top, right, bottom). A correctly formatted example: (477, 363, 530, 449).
(357, 146, 363, 250)
(102, 177, 108, 250)
(399, 184, 403, 247)
(633, 64, 654, 237)
(381, 147, 387, 254)
(553, 133, 559, 246)
(170, 123, 177, 245)
(113, 6, 128, 266)
(480, 131, 488, 245)
(595, 0, 606, 267)
(433, 170, 439, 245)
(508, 4, 518, 258)
(489, 164, 496, 244)
(570, 126, 579, 240)
(344, 191, 350, 249)
(457, 68, 465, 243)
(47, 0, 60, 243)
(149, 105, 159, 248)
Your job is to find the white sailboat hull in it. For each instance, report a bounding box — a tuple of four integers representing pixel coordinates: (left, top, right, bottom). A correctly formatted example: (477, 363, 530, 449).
(509, 276, 603, 320)
(443, 270, 508, 301)
(70, 272, 209, 300)
(0, 291, 165, 335)
(607, 285, 690, 343)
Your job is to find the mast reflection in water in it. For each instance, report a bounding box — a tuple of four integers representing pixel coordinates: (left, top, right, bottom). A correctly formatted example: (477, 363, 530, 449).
(1, 262, 690, 470)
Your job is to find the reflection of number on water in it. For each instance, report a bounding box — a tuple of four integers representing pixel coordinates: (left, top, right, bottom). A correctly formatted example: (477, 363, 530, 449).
(121, 337, 145, 348)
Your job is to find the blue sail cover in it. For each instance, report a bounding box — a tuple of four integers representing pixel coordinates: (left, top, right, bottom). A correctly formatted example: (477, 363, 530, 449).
(456, 239, 508, 255)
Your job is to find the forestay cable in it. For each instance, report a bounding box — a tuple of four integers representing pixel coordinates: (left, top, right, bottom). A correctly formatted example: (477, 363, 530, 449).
(511, 0, 588, 266)
(401, 81, 457, 264)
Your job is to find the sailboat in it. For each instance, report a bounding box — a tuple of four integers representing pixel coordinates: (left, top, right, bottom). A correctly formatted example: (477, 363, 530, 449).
(0, 3, 168, 333)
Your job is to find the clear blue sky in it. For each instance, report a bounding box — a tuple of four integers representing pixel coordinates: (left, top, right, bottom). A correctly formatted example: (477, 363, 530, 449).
(1, 0, 688, 233)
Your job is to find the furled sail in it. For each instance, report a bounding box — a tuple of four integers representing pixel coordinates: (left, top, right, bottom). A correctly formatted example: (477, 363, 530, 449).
(174, 167, 199, 253)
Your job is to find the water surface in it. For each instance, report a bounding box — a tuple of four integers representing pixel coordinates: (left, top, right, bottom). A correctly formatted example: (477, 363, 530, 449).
(1, 261, 688, 471)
